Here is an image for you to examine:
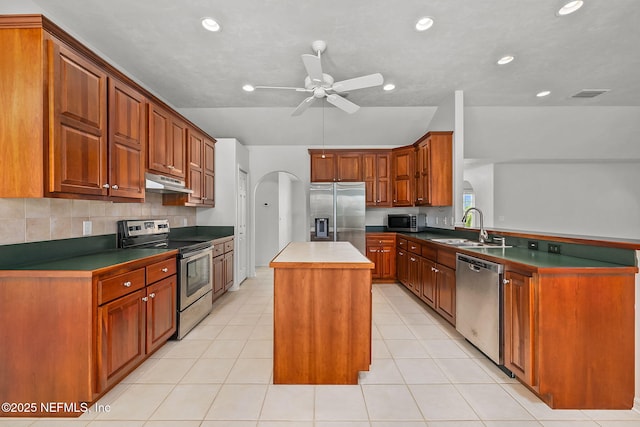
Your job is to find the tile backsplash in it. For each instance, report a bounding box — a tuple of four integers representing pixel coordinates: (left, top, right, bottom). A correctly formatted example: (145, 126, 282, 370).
(0, 193, 196, 245)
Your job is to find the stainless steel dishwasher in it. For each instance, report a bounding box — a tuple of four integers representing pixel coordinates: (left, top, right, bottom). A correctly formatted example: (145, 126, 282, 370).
(455, 253, 505, 368)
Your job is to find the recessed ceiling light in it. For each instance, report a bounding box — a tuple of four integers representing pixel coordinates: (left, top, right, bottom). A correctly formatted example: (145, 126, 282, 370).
(415, 17, 434, 31)
(557, 1, 584, 16)
(497, 55, 515, 65)
(536, 90, 551, 97)
(383, 83, 396, 91)
(201, 17, 221, 32)
(242, 84, 255, 92)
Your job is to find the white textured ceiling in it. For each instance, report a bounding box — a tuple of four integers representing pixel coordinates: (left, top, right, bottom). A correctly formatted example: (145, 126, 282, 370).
(26, 0, 640, 110)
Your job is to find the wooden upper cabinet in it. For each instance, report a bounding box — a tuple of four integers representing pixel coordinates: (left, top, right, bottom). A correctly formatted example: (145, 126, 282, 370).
(423, 132, 453, 206)
(336, 152, 362, 181)
(310, 151, 363, 182)
(391, 146, 415, 206)
(48, 37, 109, 197)
(310, 152, 336, 182)
(162, 128, 215, 207)
(148, 102, 186, 179)
(108, 78, 146, 200)
(363, 152, 391, 207)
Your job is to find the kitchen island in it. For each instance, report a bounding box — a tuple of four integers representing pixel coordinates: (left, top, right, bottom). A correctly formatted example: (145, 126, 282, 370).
(269, 241, 374, 384)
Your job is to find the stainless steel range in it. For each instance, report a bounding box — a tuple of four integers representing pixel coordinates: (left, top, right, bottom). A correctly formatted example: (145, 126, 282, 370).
(117, 219, 213, 339)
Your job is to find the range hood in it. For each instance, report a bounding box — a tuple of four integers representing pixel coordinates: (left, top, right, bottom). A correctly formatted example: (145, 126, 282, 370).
(145, 172, 193, 194)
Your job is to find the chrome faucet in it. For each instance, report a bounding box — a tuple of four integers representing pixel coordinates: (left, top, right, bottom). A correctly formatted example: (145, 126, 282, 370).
(462, 207, 489, 243)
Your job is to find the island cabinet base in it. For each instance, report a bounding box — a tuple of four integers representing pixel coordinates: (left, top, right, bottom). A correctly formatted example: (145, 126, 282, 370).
(273, 268, 372, 384)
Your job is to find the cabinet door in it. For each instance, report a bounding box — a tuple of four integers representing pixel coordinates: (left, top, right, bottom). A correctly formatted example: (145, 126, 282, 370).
(392, 147, 414, 206)
(146, 276, 177, 354)
(503, 271, 536, 386)
(169, 118, 187, 178)
(147, 103, 171, 174)
(202, 137, 215, 206)
(379, 245, 395, 279)
(310, 153, 336, 182)
(420, 257, 436, 308)
(427, 132, 453, 206)
(363, 154, 377, 206)
(223, 251, 234, 290)
(376, 153, 392, 207)
(336, 153, 362, 181)
(49, 39, 108, 196)
(396, 247, 409, 286)
(212, 254, 225, 300)
(367, 245, 382, 279)
(415, 140, 429, 205)
(97, 289, 146, 391)
(407, 254, 421, 296)
(108, 78, 145, 199)
(436, 264, 456, 325)
(187, 130, 204, 203)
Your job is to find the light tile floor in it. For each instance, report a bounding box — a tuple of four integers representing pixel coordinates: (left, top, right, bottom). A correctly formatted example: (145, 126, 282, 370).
(4, 267, 640, 427)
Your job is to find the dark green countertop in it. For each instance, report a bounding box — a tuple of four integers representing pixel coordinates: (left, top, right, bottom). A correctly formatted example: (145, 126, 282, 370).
(393, 231, 636, 271)
(13, 248, 176, 271)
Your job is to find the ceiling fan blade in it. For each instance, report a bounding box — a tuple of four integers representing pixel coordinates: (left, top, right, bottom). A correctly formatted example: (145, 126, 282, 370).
(331, 73, 384, 93)
(302, 54, 324, 84)
(326, 94, 360, 114)
(254, 85, 310, 92)
(291, 96, 316, 116)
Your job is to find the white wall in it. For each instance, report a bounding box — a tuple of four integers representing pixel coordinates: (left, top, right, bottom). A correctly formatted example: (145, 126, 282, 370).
(494, 161, 640, 238)
(196, 138, 237, 226)
(465, 107, 640, 161)
(254, 174, 279, 266)
(278, 172, 293, 250)
(463, 163, 495, 228)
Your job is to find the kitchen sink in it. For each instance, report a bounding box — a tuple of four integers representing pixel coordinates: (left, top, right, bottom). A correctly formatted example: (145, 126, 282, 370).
(430, 238, 511, 248)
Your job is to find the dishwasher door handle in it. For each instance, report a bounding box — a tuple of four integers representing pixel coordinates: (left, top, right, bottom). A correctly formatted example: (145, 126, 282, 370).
(468, 264, 482, 273)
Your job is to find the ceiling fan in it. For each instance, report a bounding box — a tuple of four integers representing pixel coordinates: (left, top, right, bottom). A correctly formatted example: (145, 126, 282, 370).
(254, 40, 384, 116)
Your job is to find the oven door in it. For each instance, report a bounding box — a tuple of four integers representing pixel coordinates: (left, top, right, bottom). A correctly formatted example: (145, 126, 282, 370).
(179, 247, 213, 311)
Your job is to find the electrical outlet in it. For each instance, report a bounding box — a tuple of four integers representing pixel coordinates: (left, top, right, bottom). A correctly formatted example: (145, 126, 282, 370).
(548, 243, 561, 254)
(528, 241, 539, 250)
(82, 220, 92, 236)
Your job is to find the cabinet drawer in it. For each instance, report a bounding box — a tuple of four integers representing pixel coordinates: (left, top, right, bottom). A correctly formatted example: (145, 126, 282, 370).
(366, 236, 395, 246)
(407, 240, 422, 255)
(397, 237, 407, 248)
(437, 249, 457, 269)
(421, 244, 437, 261)
(213, 243, 224, 257)
(146, 258, 177, 284)
(224, 239, 234, 253)
(98, 268, 145, 305)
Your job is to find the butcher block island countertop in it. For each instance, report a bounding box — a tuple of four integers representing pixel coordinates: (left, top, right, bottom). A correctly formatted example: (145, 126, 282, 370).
(269, 242, 374, 384)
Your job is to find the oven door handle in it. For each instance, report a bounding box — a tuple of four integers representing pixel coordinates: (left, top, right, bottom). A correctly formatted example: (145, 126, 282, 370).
(181, 246, 213, 259)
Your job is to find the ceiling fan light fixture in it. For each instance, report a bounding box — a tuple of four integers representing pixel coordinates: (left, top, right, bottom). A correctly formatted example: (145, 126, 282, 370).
(415, 16, 434, 31)
(497, 55, 515, 65)
(383, 83, 396, 91)
(557, 1, 584, 16)
(201, 17, 221, 32)
(242, 84, 255, 92)
(536, 90, 551, 97)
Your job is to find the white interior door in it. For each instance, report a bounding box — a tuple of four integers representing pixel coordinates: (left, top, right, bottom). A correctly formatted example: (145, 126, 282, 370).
(237, 169, 248, 284)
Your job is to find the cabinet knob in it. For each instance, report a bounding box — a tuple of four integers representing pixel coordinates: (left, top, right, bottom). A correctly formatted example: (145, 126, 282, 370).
(102, 183, 110, 188)
(398, 251, 404, 255)
(202, 197, 207, 200)
(111, 184, 119, 190)
(142, 296, 148, 302)
(167, 165, 175, 169)
(410, 257, 416, 262)
(410, 246, 417, 250)
(503, 279, 510, 284)
(432, 267, 439, 273)
(161, 267, 169, 273)
(149, 293, 156, 299)
(123, 281, 132, 287)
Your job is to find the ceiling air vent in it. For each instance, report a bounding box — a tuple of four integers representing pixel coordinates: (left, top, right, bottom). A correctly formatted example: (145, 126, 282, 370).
(572, 89, 610, 98)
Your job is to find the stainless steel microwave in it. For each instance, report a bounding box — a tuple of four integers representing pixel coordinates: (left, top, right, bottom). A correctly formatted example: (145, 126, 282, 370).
(387, 214, 427, 232)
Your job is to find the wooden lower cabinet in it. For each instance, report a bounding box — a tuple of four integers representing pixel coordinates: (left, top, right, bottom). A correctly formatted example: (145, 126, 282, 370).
(502, 268, 636, 409)
(366, 233, 396, 281)
(0, 252, 177, 417)
(419, 257, 436, 308)
(213, 237, 234, 300)
(396, 246, 409, 285)
(406, 254, 421, 296)
(434, 263, 456, 325)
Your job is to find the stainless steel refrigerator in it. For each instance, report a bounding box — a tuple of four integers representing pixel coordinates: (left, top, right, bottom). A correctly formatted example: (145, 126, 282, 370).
(309, 182, 366, 254)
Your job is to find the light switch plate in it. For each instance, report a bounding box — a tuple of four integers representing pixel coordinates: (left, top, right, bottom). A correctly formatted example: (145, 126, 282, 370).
(83, 221, 92, 236)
